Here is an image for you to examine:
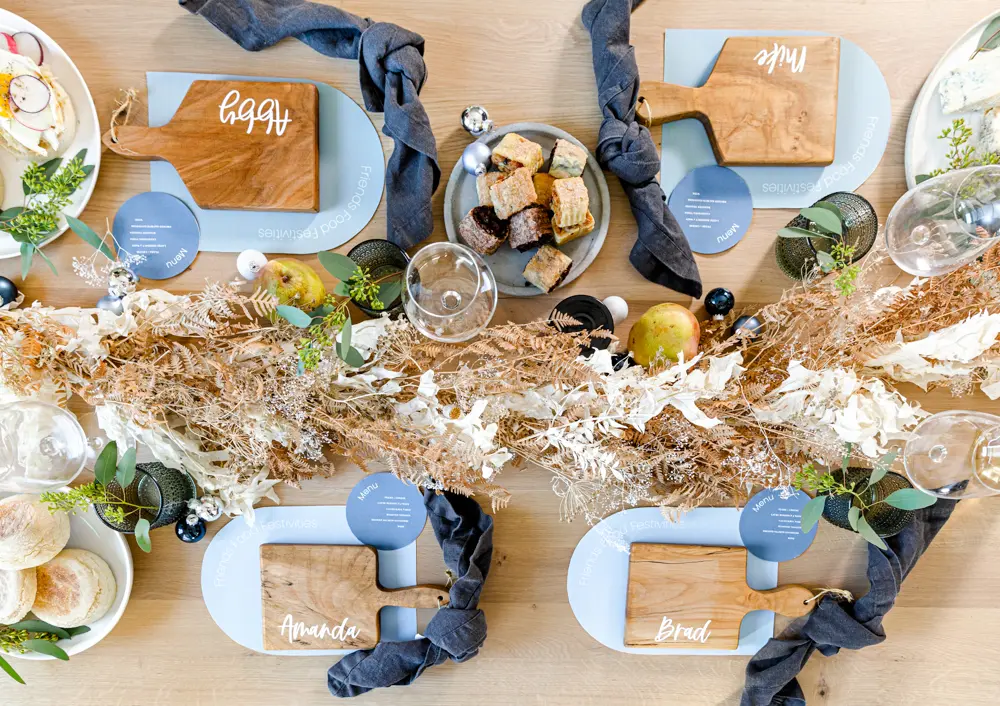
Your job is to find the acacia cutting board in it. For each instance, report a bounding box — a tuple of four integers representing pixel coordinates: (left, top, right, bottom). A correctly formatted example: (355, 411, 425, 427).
(260, 544, 449, 651)
(624, 544, 814, 650)
(638, 36, 840, 166)
(103, 80, 320, 212)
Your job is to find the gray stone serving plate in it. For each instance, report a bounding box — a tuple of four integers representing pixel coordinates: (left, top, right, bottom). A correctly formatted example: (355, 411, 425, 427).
(444, 122, 610, 297)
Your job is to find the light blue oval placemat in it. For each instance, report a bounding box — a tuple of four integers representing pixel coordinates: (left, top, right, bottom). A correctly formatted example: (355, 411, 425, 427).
(567, 507, 778, 655)
(201, 506, 417, 656)
(660, 31, 891, 208)
(147, 72, 385, 254)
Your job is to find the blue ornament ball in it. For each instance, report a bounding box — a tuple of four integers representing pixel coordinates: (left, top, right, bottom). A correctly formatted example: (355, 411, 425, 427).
(0, 276, 17, 307)
(704, 287, 735, 317)
(732, 314, 763, 339)
(176, 514, 207, 543)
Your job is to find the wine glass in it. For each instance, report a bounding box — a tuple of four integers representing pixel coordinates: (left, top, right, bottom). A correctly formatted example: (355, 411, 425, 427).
(0, 401, 91, 492)
(885, 166, 1000, 276)
(902, 410, 1000, 499)
(402, 242, 498, 342)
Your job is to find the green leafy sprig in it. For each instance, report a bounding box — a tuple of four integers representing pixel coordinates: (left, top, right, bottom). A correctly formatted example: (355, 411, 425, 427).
(0, 620, 90, 684)
(40, 441, 155, 553)
(795, 445, 937, 550)
(915, 118, 1000, 185)
(777, 201, 861, 296)
(277, 251, 402, 372)
(0, 149, 96, 279)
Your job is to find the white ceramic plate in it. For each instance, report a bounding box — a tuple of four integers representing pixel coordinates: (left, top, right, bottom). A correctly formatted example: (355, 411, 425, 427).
(444, 122, 610, 297)
(0, 9, 101, 260)
(7, 501, 133, 660)
(905, 10, 1000, 188)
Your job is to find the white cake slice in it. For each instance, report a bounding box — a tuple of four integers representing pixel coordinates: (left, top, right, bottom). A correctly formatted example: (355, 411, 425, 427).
(939, 50, 1000, 114)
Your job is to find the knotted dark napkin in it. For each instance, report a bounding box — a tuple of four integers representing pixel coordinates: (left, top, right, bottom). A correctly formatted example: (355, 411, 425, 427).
(179, 0, 440, 249)
(326, 490, 493, 698)
(742, 500, 957, 706)
(582, 0, 702, 298)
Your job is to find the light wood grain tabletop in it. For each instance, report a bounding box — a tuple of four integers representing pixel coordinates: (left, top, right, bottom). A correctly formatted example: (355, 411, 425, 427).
(4, 1, 1000, 704)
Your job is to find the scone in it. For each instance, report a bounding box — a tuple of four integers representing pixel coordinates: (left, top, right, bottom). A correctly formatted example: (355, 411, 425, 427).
(458, 205, 509, 255)
(0, 494, 71, 570)
(491, 133, 544, 174)
(523, 245, 573, 293)
(548, 139, 587, 179)
(0, 567, 36, 623)
(490, 167, 537, 220)
(32, 548, 116, 628)
(551, 177, 590, 228)
(532, 173, 555, 208)
(553, 210, 596, 245)
(476, 172, 503, 207)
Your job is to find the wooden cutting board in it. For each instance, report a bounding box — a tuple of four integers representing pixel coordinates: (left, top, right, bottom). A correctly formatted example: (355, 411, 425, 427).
(103, 80, 320, 212)
(638, 36, 840, 166)
(260, 544, 449, 651)
(624, 544, 814, 650)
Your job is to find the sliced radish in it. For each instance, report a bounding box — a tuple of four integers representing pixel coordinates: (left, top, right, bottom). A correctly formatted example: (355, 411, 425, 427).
(12, 107, 52, 131)
(12, 32, 43, 65)
(8, 75, 50, 114)
(0, 32, 17, 54)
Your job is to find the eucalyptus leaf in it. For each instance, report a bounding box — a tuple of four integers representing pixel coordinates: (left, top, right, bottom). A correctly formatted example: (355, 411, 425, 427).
(855, 514, 888, 550)
(800, 494, 826, 532)
(376, 279, 402, 308)
(66, 215, 115, 261)
(915, 174, 932, 184)
(974, 17, 1000, 56)
(309, 304, 335, 325)
(816, 250, 837, 272)
(81, 164, 95, 177)
(337, 316, 352, 360)
(847, 505, 861, 531)
(32, 245, 57, 275)
(867, 450, 897, 488)
(333, 281, 350, 297)
(65, 625, 91, 637)
(19, 242, 32, 280)
(135, 518, 152, 553)
(275, 305, 312, 328)
(116, 447, 137, 488)
(344, 346, 366, 368)
(0, 654, 25, 684)
(317, 251, 358, 281)
(6, 620, 71, 641)
(41, 157, 63, 180)
(23, 639, 69, 661)
(883, 488, 938, 510)
(811, 201, 844, 219)
(0, 206, 24, 220)
(94, 441, 118, 486)
(73, 148, 88, 164)
(800, 206, 843, 235)
(777, 226, 821, 239)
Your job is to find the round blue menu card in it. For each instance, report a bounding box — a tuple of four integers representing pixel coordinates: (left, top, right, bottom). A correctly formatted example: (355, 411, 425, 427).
(667, 165, 753, 255)
(739, 487, 817, 562)
(346, 472, 426, 551)
(112, 191, 200, 279)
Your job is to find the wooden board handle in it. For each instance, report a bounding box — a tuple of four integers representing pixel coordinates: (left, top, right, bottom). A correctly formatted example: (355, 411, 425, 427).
(102, 125, 170, 161)
(746, 584, 816, 618)
(380, 585, 451, 609)
(637, 81, 702, 127)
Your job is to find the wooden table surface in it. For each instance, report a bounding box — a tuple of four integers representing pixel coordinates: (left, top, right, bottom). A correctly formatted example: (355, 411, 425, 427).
(5, 1, 1000, 704)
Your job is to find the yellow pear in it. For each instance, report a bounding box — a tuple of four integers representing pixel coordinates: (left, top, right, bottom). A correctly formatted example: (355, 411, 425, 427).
(627, 303, 700, 367)
(259, 258, 326, 311)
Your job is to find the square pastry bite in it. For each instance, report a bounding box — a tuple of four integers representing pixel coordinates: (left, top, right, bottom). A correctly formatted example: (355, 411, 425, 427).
(532, 173, 555, 208)
(523, 244, 573, 293)
(551, 176, 589, 228)
(476, 172, 503, 207)
(491, 133, 544, 174)
(458, 205, 509, 255)
(509, 206, 554, 252)
(553, 210, 595, 245)
(548, 138, 587, 179)
(490, 167, 537, 220)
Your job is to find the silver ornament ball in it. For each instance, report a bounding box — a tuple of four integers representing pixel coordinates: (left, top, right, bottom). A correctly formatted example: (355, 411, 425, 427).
(732, 314, 763, 339)
(96, 294, 124, 315)
(462, 141, 492, 177)
(107, 267, 139, 298)
(461, 105, 493, 136)
(188, 495, 224, 522)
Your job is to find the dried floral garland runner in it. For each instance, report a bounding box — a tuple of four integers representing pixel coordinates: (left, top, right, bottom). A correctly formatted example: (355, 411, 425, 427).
(1, 245, 999, 520)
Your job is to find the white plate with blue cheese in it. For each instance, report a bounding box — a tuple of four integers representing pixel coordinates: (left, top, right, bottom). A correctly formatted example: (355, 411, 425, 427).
(905, 11, 1000, 188)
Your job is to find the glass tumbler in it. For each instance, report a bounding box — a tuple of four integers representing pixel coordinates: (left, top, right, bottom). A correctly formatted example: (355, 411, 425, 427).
(0, 401, 90, 492)
(903, 410, 1000, 499)
(402, 242, 498, 342)
(95, 462, 197, 532)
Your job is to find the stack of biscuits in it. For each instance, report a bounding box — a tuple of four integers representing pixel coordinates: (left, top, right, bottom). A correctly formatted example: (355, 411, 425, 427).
(0, 494, 117, 628)
(457, 133, 596, 293)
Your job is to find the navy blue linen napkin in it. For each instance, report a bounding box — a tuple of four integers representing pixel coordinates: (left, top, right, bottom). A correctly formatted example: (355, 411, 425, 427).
(179, 0, 440, 249)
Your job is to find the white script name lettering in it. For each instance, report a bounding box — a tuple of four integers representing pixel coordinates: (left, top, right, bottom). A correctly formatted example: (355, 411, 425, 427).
(218, 89, 291, 136)
(753, 43, 808, 75)
(654, 616, 712, 644)
(279, 614, 360, 645)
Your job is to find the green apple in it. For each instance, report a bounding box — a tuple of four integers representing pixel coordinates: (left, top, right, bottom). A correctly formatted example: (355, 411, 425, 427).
(627, 303, 700, 367)
(259, 258, 327, 311)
